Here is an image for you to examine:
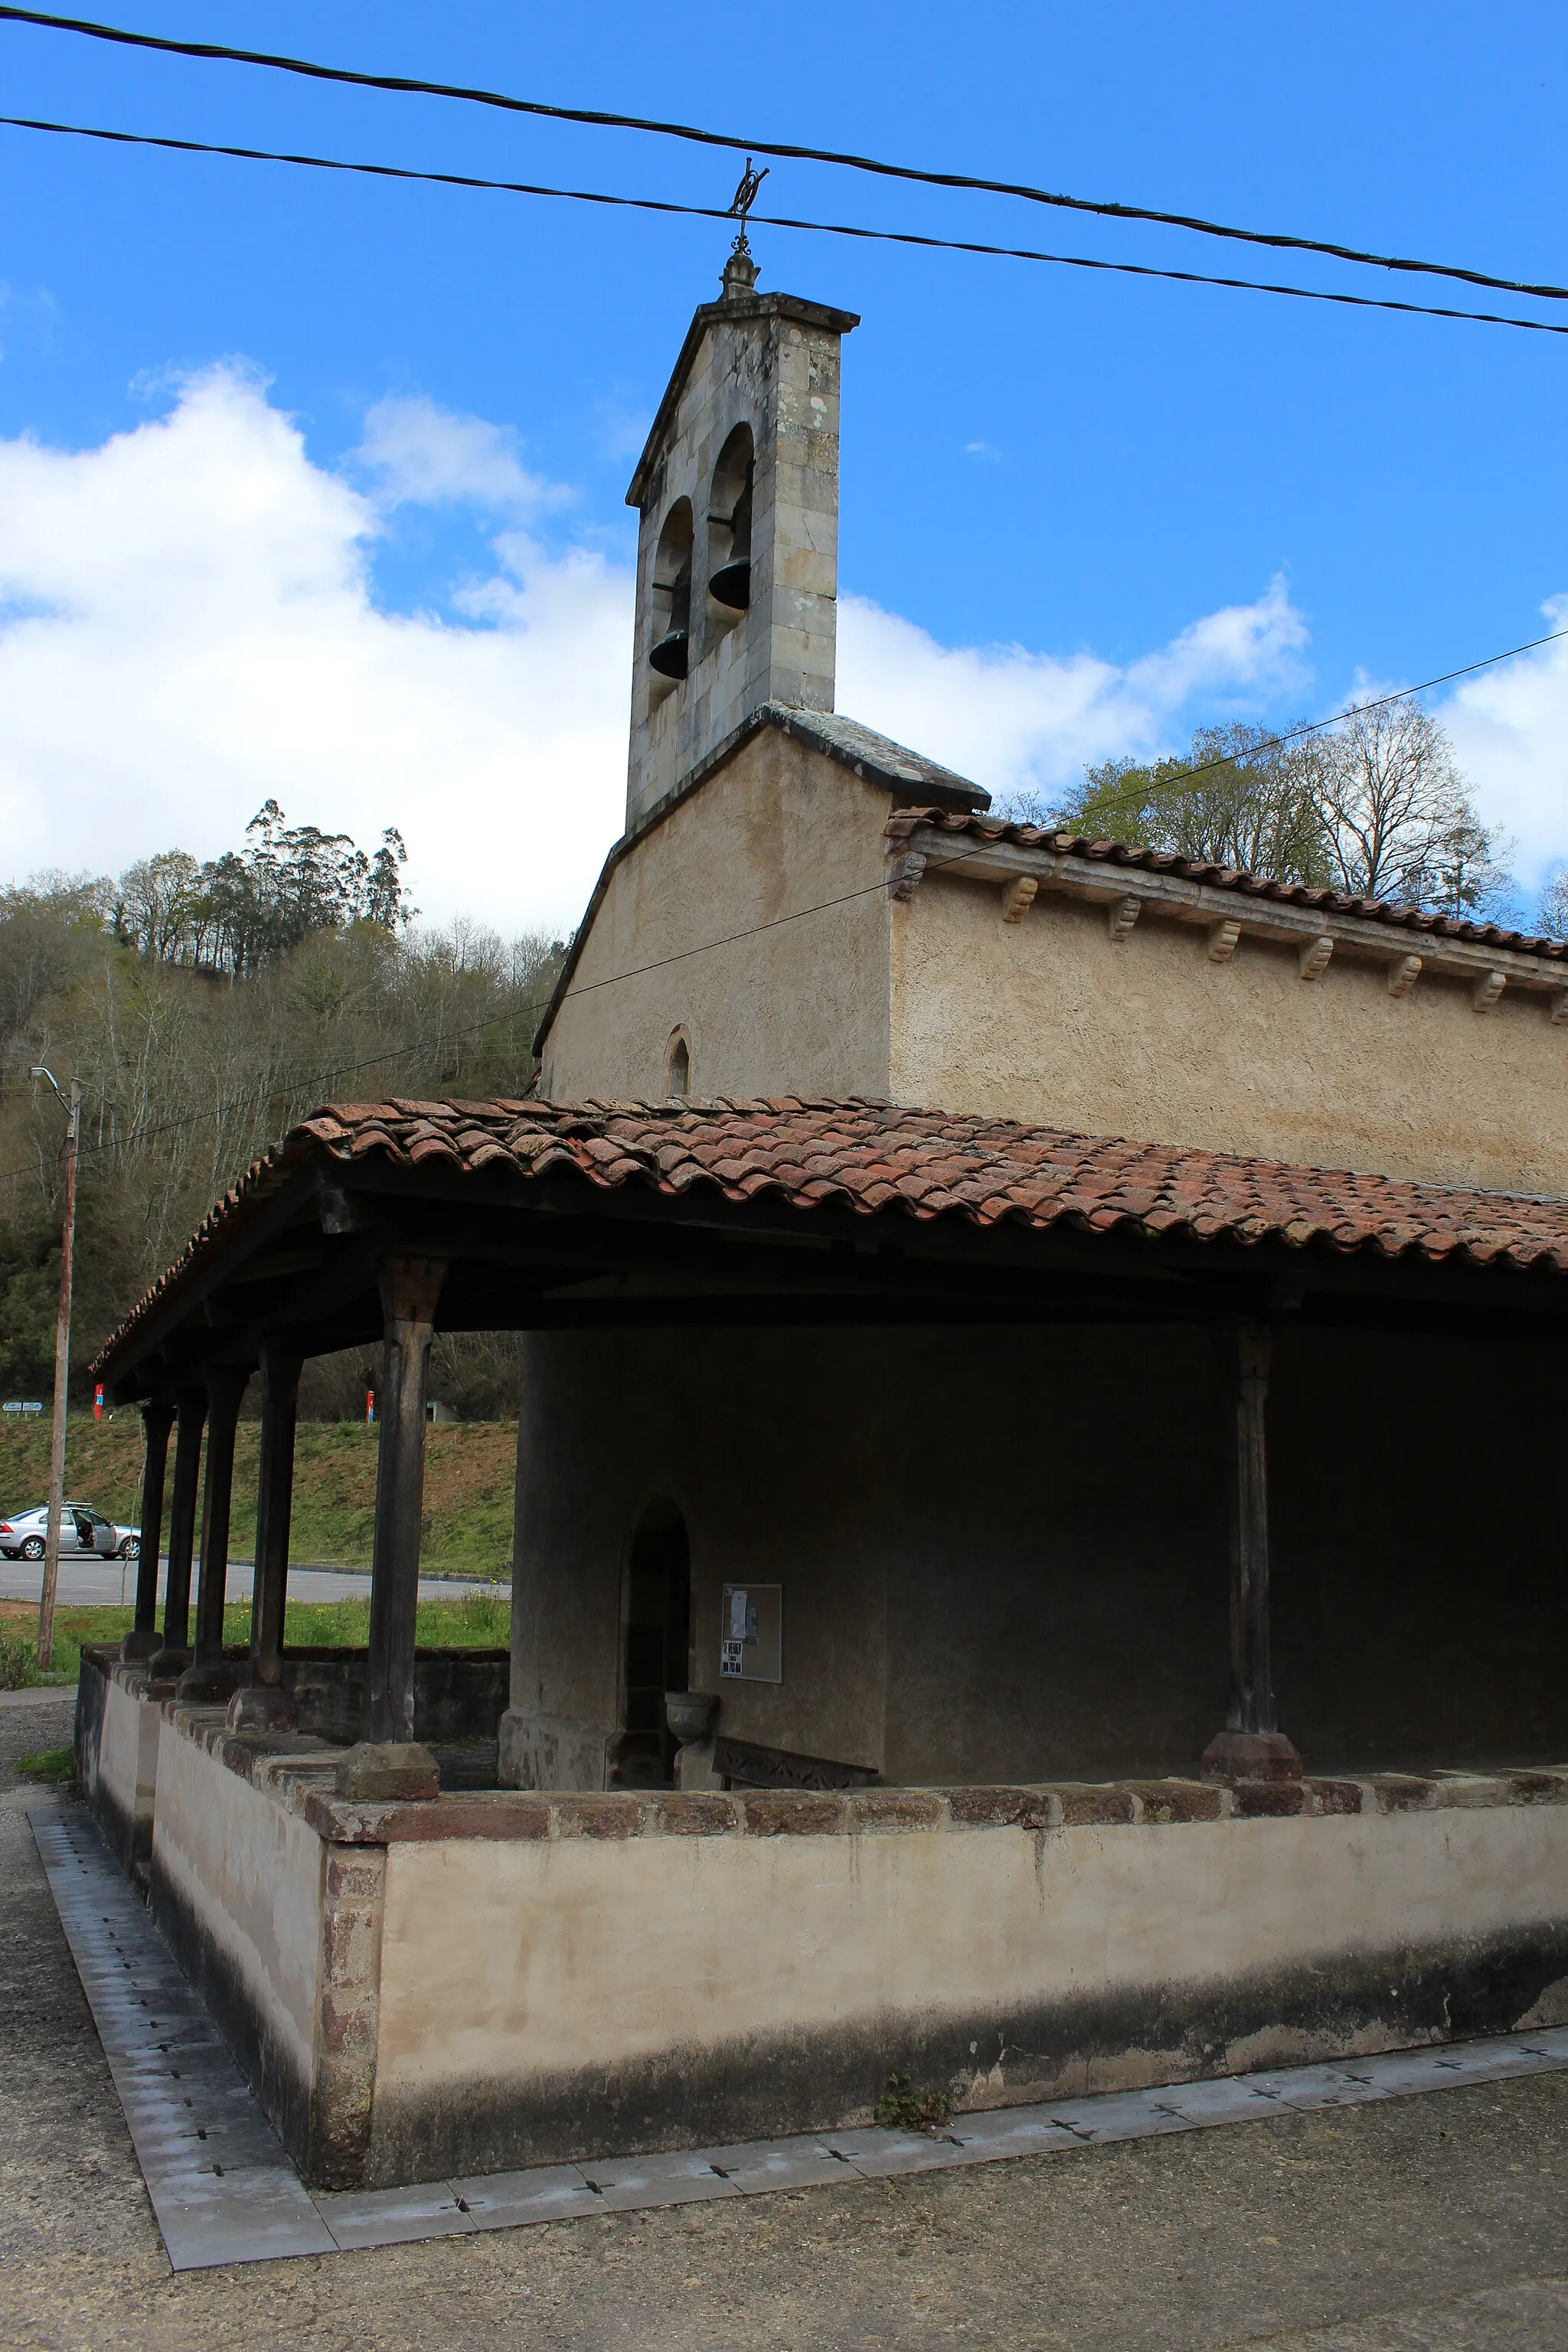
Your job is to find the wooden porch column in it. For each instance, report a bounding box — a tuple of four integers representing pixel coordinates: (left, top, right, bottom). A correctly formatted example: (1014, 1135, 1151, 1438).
(1202, 1323, 1302, 1782)
(121, 1396, 174, 1661)
(227, 1344, 302, 1732)
(149, 1383, 206, 1681)
(337, 1259, 444, 1799)
(178, 1364, 248, 1701)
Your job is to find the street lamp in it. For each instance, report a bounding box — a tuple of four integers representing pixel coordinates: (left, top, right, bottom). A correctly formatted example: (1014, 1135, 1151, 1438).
(30, 1066, 79, 1674)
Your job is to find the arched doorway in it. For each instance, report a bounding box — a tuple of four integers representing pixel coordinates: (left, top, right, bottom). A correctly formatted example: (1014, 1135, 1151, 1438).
(618, 1501, 691, 1787)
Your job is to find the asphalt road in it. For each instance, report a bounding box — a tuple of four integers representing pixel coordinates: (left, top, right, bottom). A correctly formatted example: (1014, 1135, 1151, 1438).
(0, 1560, 497, 1606)
(3, 1694, 1566, 2352)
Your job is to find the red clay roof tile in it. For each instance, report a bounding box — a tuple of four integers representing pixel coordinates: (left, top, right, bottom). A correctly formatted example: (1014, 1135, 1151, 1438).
(89, 1095, 1568, 1374)
(891, 809, 1568, 960)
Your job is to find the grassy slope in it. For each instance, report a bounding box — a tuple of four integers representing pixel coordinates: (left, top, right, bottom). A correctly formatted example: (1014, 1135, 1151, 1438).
(0, 1592, 511, 1688)
(0, 1416, 518, 1572)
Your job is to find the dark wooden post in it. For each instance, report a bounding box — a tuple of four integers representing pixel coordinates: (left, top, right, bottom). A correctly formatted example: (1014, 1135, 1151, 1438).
(337, 1260, 444, 1799)
(122, 1396, 174, 1661)
(1202, 1322, 1302, 1782)
(149, 1382, 206, 1681)
(178, 1364, 248, 1701)
(228, 1344, 303, 1732)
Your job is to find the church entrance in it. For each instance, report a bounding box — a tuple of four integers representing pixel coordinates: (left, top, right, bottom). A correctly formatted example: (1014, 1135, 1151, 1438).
(617, 1502, 691, 1788)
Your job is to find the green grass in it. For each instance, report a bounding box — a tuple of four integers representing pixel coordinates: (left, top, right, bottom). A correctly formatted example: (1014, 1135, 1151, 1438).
(16, 1746, 74, 1783)
(1, 1591, 511, 1685)
(0, 1414, 518, 1572)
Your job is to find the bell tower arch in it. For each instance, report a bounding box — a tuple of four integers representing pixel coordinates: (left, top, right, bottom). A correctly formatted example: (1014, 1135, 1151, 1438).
(623, 250, 859, 829)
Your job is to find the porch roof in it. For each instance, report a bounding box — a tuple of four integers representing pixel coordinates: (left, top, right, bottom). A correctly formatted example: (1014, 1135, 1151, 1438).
(92, 1097, 1568, 1399)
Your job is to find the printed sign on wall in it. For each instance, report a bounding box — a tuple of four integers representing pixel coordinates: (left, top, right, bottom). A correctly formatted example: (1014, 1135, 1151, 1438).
(720, 1583, 782, 1682)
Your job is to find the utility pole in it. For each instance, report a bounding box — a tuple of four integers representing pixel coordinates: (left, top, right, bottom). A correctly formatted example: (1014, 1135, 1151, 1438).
(32, 1067, 80, 1674)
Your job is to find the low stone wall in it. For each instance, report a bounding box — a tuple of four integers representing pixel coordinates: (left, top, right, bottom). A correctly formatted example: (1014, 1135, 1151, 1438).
(280, 1648, 508, 1746)
(139, 1700, 1568, 2190)
(76, 1648, 160, 1876)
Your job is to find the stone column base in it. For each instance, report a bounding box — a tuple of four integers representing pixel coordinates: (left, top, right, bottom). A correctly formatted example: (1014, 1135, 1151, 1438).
(121, 1626, 161, 1661)
(176, 1657, 241, 1704)
(226, 1683, 299, 1733)
(1202, 1729, 1304, 1782)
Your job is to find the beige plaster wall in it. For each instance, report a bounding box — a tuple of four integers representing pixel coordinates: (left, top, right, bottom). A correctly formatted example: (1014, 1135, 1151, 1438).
(890, 877, 1568, 1192)
(371, 1804, 1568, 2171)
(506, 1321, 1568, 1793)
(94, 1670, 159, 1860)
(541, 729, 892, 1106)
(505, 1325, 898, 1791)
(150, 1717, 325, 2112)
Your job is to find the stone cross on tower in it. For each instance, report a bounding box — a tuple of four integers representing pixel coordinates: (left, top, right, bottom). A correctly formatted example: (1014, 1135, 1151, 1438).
(622, 255, 859, 829)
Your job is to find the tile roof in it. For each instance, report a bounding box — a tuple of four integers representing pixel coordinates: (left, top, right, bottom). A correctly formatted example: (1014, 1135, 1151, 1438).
(92, 1098, 1568, 1375)
(892, 809, 1568, 962)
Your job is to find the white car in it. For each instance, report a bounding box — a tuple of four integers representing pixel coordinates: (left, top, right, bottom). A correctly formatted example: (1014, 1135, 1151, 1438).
(0, 1504, 139, 1561)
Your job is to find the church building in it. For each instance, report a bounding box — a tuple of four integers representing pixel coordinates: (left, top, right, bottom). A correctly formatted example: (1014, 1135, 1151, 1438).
(509, 243, 1568, 1798)
(79, 247, 1568, 2194)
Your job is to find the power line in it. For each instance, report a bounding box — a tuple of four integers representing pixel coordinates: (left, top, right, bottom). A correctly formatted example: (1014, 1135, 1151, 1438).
(2, 4, 1563, 308)
(5, 113, 1566, 341)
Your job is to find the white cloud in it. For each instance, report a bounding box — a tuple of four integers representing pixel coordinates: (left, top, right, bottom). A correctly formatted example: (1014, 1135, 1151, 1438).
(17, 368, 1553, 951)
(352, 393, 560, 515)
(0, 367, 631, 933)
(836, 574, 1311, 802)
(1438, 599, 1568, 891)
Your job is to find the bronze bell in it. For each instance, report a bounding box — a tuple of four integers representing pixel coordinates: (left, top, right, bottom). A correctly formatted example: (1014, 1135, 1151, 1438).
(649, 629, 689, 680)
(708, 558, 750, 613)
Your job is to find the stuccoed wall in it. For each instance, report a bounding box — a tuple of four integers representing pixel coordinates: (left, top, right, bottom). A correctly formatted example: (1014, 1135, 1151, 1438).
(83, 1656, 161, 1873)
(890, 872, 1568, 1195)
(504, 1321, 1568, 1794)
(124, 1713, 1568, 2187)
(366, 1784, 1568, 2182)
(149, 1707, 338, 2172)
(504, 1325, 899, 1792)
(539, 727, 892, 1107)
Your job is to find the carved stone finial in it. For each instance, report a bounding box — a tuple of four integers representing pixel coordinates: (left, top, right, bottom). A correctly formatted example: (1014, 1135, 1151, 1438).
(720, 240, 759, 302)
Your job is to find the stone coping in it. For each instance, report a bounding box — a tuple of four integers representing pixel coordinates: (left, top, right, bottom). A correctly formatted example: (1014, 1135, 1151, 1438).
(124, 1673, 1568, 1849)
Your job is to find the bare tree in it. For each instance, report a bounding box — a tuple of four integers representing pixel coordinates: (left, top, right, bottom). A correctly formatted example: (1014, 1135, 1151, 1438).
(1301, 697, 1509, 913)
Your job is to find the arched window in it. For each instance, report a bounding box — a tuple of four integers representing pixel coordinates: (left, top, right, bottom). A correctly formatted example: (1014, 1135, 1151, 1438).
(648, 498, 693, 685)
(665, 1029, 691, 1099)
(618, 1501, 691, 1788)
(707, 425, 754, 632)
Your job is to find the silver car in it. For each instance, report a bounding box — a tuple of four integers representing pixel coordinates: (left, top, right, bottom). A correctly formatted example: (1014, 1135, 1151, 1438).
(0, 1504, 139, 1560)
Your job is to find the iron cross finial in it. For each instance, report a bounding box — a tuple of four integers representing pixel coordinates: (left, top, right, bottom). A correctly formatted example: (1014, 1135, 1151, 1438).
(728, 156, 770, 228)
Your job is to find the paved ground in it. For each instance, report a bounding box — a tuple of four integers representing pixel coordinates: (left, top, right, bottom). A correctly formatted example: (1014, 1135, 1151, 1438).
(4, 1697, 1566, 2352)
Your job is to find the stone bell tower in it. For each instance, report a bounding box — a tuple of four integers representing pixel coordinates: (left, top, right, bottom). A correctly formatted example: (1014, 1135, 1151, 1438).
(622, 243, 859, 829)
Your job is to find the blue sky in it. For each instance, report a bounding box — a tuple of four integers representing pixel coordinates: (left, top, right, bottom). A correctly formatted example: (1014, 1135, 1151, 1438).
(0, 2, 1563, 929)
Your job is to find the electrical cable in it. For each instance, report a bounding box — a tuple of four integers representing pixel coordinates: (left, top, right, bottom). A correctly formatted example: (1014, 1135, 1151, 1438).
(3, 113, 1566, 340)
(3, 616, 1564, 1194)
(1, 3, 1563, 306)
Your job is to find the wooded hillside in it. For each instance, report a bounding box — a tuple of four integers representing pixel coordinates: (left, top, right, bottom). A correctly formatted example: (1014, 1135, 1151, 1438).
(0, 802, 563, 1411)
